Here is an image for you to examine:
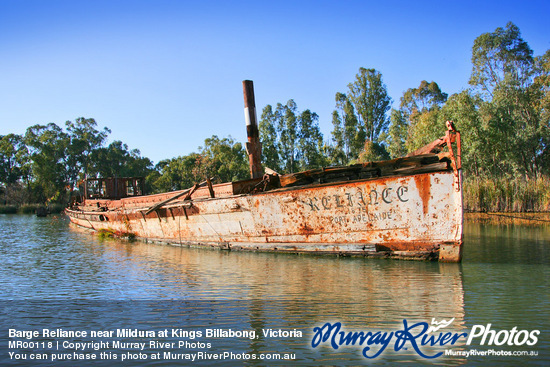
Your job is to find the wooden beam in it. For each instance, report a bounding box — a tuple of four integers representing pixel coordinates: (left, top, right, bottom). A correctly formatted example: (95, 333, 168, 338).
(206, 177, 215, 198)
(144, 180, 209, 215)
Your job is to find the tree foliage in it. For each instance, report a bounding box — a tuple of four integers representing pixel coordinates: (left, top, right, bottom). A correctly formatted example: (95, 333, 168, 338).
(330, 92, 365, 164)
(470, 22, 534, 98)
(152, 153, 206, 192)
(330, 68, 391, 164)
(23, 123, 71, 202)
(1, 118, 153, 204)
(465, 22, 548, 179)
(90, 141, 153, 178)
(0, 134, 28, 185)
(66, 117, 111, 183)
(396, 80, 449, 153)
(438, 91, 486, 176)
(259, 100, 326, 173)
(347, 68, 391, 143)
(385, 109, 408, 158)
(297, 109, 326, 169)
(151, 136, 249, 193)
(258, 105, 281, 172)
(400, 80, 448, 116)
(199, 135, 249, 182)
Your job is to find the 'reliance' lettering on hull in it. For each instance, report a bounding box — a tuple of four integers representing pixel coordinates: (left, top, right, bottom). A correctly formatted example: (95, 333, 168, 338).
(304, 185, 409, 212)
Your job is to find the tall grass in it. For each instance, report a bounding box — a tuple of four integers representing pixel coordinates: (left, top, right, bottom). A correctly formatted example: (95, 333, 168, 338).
(464, 175, 550, 212)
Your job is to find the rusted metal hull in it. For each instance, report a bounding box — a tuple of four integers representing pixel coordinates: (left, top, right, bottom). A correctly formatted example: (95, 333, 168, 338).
(66, 169, 463, 262)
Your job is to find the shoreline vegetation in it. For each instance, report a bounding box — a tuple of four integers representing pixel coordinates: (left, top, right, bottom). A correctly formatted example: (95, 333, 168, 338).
(465, 212, 550, 225)
(464, 176, 550, 213)
(0, 203, 65, 215)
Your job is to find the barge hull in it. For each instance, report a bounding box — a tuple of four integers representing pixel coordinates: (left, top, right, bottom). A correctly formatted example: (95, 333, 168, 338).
(66, 170, 463, 262)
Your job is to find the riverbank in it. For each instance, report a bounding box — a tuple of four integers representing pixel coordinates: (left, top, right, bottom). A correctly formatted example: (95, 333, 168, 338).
(0, 203, 65, 215)
(465, 212, 550, 225)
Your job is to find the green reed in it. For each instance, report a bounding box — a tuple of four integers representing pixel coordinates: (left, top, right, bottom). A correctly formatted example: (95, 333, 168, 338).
(464, 175, 550, 212)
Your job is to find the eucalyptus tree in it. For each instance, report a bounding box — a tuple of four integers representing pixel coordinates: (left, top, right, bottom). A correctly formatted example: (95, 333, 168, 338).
(469, 22, 548, 178)
(533, 50, 550, 174)
(89, 141, 153, 178)
(199, 135, 249, 183)
(385, 109, 408, 158)
(0, 134, 31, 205)
(297, 109, 326, 170)
(400, 80, 448, 116)
(438, 91, 488, 177)
(259, 105, 282, 172)
(330, 68, 391, 164)
(152, 154, 206, 192)
(65, 117, 111, 183)
(398, 80, 448, 152)
(469, 22, 534, 99)
(330, 92, 365, 164)
(347, 68, 391, 144)
(23, 123, 70, 202)
(276, 100, 300, 173)
(260, 100, 325, 173)
(0, 134, 26, 185)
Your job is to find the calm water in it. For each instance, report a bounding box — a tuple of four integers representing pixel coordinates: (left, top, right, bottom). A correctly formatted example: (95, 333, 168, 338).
(0, 214, 548, 366)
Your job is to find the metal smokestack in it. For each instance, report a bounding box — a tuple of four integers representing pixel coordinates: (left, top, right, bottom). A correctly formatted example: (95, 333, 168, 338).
(242, 80, 263, 179)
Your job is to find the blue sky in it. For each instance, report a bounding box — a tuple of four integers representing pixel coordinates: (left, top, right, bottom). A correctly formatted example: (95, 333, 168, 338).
(1, 0, 549, 164)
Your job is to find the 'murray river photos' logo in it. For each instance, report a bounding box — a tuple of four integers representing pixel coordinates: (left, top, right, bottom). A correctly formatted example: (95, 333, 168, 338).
(311, 318, 540, 359)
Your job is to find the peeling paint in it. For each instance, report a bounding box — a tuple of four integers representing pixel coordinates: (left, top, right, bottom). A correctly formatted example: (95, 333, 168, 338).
(67, 170, 463, 262)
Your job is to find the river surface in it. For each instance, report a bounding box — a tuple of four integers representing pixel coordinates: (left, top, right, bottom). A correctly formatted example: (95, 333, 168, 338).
(0, 214, 548, 366)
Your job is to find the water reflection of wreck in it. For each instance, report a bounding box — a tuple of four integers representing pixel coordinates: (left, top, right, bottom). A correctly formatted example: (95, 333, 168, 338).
(78, 238, 466, 363)
(66, 81, 464, 262)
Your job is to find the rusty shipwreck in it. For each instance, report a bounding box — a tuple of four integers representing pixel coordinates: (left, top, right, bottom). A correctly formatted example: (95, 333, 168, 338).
(66, 81, 464, 262)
